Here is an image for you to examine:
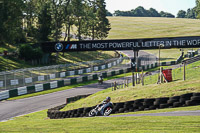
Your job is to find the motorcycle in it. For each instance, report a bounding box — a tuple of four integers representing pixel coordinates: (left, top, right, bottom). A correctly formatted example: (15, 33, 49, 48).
(89, 102, 113, 117)
(98, 76, 103, 84)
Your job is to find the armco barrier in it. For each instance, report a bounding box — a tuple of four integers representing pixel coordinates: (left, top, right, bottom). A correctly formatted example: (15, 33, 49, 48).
(0, 67, 131, 101)
(47, 92, 200, 119)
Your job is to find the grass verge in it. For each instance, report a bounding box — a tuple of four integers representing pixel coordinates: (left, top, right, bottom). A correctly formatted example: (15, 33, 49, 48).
(62, 61, 200, 111)
(0, 109, 200, 133)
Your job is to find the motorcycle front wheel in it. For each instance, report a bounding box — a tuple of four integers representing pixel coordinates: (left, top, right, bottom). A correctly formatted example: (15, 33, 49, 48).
(89, 109, 96, 117)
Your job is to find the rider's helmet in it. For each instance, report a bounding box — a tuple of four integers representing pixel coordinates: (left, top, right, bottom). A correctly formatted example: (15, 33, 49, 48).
(105, 97, 111, 102)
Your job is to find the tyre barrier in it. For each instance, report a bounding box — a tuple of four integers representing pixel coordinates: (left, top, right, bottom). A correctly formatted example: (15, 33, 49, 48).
(47, 92, 200, 119)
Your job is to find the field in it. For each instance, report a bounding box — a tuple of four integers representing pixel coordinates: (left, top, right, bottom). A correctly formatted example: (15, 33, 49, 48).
(107, 17, 200, 39)
(0, 111, 200, 133)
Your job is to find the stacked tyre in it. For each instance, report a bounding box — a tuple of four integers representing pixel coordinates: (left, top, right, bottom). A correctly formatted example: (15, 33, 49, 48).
(143, 98, 155, 110)
(186, 93, 200, 106)
(154, 97, 169, 109)
(113, 102, 124, 113)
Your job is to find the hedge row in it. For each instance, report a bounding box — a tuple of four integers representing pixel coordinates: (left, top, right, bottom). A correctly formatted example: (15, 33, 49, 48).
(47, 92, 200, 119)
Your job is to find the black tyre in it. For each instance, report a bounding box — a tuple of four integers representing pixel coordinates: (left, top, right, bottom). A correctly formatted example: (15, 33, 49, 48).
(160, 104, 169, 109)
(149, 105, 156, 110)
(185, 100, 199, 106)
(77, 108, 84, 114)
(103, 107, 113, 116)
(144, 98, 155, 103)
(138, 106, 144, 111)
(143, 102, 153, 106)
(167, 99, 179, 104)
(88, 109, 96, 117)
(173, 102, 182, 107)
(154, 98, 169, 106)
(124, 101, 135, 106)
(144, 108, 150, 111)
(134, 109, 139, 112)
(191, 96, 200, 101)
(169, 96, 180, 101)
(193, 93, 200, 96)
(118, 108, 125, 113)
(134, 99, 144, 104)
(115, 102, 124, 108)
(83, 107, 92, 113)
(155, 97, 169, 102)
(180, 93, 193, 99)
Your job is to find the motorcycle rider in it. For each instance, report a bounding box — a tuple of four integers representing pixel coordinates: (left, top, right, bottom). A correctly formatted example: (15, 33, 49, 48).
(98, 75, 103, 84)
(89, 97, 113, 116)
(97, 97, 111, 110)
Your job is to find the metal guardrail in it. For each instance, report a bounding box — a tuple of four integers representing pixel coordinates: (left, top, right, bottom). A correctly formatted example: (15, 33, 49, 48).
(182, 55, 200, 64)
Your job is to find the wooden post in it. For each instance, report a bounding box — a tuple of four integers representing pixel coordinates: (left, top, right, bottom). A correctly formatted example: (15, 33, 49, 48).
(135, 72, 138, 84)
(183, 62, 186, 81)
(132, 72, 135, 86)
(142, 70, 144, 86)
(160, 67, 163, 83)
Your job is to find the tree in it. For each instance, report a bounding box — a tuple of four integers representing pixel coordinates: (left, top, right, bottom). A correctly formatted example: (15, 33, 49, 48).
(95, 0, 111, 39)
(106, 10, 112, 16)
(148, 8, 161, 17)
(133, 6, 149, 17)
(160, 11, 175, 18)
(195, 0, 200, 18)
(83, 0, 98, 40)
(63, 0, 74, 41)
(51, 0, 64, 41)
(177, 10, 186, 18)
(186, 8, 196, 19)
(24, 0, 37, 37)
(0, 0, 25, 45)
(72, 0, 85, 41)
(37, 1, 52, 41)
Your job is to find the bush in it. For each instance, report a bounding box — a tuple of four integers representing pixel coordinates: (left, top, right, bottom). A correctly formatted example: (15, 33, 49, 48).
(19, 44, 43, 61)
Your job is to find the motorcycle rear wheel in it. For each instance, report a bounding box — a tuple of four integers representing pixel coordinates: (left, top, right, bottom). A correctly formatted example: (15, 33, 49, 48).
(103, 107, 112, 116)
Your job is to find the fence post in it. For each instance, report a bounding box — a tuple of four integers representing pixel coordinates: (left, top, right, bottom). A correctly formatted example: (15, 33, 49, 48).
(160, 67, 163, 83)
(4, 73, 6, 90)
(183, 62, 186, 81)
(132, 72, 135, 86)
(142, 70, 144, 86)
(136, 72, 138, 84)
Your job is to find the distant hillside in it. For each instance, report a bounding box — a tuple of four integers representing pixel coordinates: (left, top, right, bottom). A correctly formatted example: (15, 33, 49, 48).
(107, 17, 200, 39)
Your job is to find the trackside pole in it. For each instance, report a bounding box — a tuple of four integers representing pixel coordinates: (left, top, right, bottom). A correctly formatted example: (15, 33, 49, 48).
(183, 62, 186, 81)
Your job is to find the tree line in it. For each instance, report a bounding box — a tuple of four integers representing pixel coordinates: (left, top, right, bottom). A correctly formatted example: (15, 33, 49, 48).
(0, 0, 111, 46)
(177, 8, 196, 19)
(112, 6, 175, 18)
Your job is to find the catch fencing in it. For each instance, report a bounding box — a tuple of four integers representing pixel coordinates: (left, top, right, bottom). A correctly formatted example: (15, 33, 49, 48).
(0, 57, 125, 91)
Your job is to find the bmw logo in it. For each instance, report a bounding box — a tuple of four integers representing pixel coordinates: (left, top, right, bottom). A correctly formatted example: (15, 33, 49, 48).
(55, 43, 63, 52)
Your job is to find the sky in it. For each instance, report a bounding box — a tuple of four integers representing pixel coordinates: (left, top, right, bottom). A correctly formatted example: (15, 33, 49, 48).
(105, 0, 196, 16)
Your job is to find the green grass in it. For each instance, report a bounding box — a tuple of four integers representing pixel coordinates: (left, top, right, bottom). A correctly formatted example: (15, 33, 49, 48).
(107, 17, 200, 39)
(0, 109, 200, 133)
(62, 61, 200, 111)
